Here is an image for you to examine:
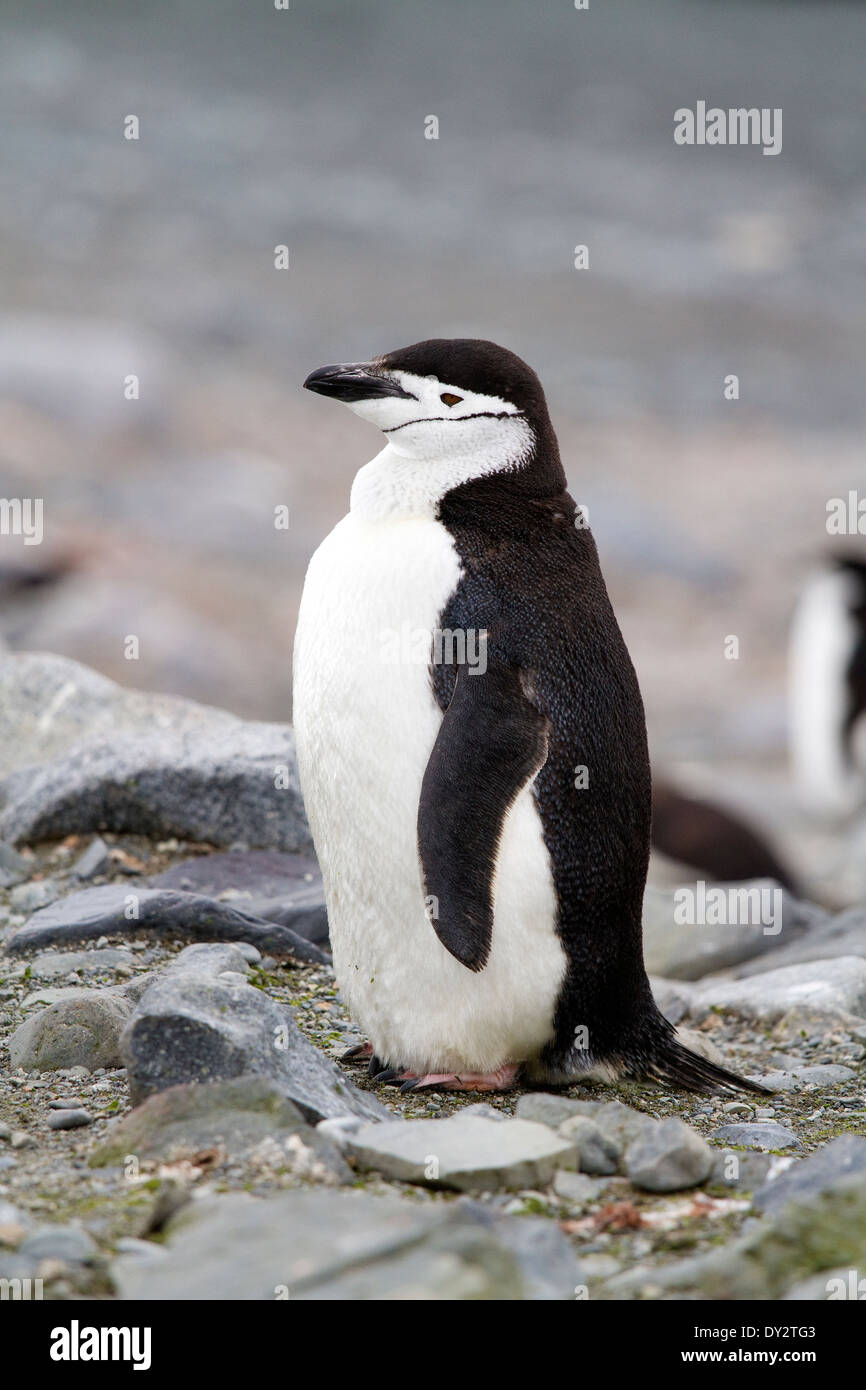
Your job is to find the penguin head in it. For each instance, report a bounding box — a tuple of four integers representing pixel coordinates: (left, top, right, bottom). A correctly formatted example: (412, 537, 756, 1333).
(304, 338, 550, 471)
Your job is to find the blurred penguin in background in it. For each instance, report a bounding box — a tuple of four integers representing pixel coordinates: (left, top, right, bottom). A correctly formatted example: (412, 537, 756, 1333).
(789, 555, 866, 817)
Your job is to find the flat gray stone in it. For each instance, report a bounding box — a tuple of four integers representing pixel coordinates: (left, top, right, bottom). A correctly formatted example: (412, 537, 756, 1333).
(19, 984, 129, 1010)
(515, 1093, 590, 1129)
(4, 883, 327, 964)
(745, 1065, 856, 1093)
(112, 1189, 582, 1300)
(552, 1169, 607, 1205)
(19, 1224, 97, 1263)
(753, 1136, 866, 1214)
(346, 1115, 578, 1192)
(8, 991, 133, 1070)
(0, 654, 310, 851)
(47, 1108, 93, 1130)
(121, 943, 387, 1124)
(710, 1121, 798, 1150)
(624, 1117, 713, 1191)
(26, 947, 135, 978)
(151, 850, 328, 946)
(89, 1075, 351, 1180)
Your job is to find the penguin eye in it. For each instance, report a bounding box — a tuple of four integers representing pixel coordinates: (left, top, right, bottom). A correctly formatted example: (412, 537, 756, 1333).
(440, 392, 463, 407)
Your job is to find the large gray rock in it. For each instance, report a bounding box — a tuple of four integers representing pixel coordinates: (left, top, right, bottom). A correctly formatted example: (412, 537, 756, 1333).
(89, 1076, 351, 1181)
(753, 1136, 866, 1214)
(121, 943, 387, 1124)
(733, 903, 866, 977)
(0, 653, 310, 850)
(0, 653, 228, 777)
(607, 1172, 866, 1301)
(684, 957, 866, 1024)
(112, 1189, 582, 1300)
(624, 1117, 713, 1191)
(345, 1114, 578, 1192)
(3, 884, 327, 963)
(8, 991, 133, 1070)
(642, 882, 816, 981)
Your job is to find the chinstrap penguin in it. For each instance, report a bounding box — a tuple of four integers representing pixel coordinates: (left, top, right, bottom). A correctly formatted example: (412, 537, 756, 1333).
(790, 555, 866, 815)
(294, 338, 765, 1095)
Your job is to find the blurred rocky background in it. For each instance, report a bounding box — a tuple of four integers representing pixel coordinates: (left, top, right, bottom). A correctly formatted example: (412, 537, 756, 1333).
(1, 0, 865, 899)
(2, 0, 866, 1306)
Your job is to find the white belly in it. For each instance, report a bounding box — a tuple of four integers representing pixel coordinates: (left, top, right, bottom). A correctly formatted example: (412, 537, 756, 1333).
(292, 509, 566, 1073)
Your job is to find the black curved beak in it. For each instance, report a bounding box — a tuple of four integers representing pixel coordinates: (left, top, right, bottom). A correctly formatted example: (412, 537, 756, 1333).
(303, 362, 416, 403)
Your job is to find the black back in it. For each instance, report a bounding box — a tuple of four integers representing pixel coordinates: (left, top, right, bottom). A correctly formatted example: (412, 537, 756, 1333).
(416, 342, 655, 1075)
(405, 339, 766, 1092)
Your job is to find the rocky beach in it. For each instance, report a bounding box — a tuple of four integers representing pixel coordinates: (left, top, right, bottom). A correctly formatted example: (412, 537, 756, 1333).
(0, 653, 864, 1301)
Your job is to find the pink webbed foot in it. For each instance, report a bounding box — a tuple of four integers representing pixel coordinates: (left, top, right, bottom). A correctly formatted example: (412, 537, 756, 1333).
(339, 1041, 375, 1063)
(399, 1064, 520, 1094)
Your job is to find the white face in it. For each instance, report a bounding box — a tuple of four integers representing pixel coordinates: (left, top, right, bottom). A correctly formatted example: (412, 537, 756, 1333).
(345, 369, 534, 467)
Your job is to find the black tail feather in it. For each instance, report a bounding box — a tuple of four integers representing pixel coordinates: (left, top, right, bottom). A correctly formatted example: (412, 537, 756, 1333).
(627, 1028, 771, 1097)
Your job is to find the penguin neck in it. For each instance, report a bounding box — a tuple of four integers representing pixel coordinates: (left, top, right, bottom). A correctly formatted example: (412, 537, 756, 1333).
(350, 429, 540, 522)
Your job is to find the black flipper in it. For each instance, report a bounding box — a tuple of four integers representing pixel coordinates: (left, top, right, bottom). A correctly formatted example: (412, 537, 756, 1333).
(417, 655, 550, 972)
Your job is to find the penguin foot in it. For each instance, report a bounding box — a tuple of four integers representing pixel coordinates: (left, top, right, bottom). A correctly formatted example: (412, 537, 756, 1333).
(400, 1065, 519, 1094)
(370, 1067, 417, 1085)
(339, 1041, 375, 1063)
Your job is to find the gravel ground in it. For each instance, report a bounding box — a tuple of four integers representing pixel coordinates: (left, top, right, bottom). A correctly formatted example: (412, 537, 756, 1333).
(2, 834, 863, 1299)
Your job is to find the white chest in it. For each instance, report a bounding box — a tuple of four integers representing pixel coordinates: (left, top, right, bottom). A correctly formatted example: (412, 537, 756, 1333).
(292, 503, 566, 1073)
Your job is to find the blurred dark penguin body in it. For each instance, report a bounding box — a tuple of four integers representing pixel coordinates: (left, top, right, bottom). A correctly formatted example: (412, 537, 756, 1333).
(651, 782, 799, 895)
(295, 338, 765, 1094)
